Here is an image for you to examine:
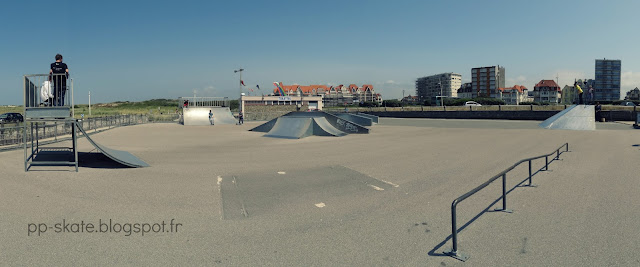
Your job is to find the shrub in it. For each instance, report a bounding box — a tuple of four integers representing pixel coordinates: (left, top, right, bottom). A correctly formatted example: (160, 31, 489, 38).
(359, 101, 379, 107)
(383, 100, 402, 107)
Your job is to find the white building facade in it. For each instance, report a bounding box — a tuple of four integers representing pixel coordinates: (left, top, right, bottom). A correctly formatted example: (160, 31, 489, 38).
(415, 73, 462, 103)
(533, 80, 561, 104)
(497, 85, 528, 105)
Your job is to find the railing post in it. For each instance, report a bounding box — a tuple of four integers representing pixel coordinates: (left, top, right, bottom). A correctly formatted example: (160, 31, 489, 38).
(528, 160, 532, 185)
(495, 174, 513, 213)
(566, 143, 569, 152)
(556, 149, 559, 160)
(545, 156, 548, 171)
(445, 202, 469, 261)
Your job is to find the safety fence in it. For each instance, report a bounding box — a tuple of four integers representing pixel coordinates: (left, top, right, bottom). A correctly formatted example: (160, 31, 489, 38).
(0, 114, 177, 151)
(444, 143, 569, 262)
(24, 73, 72, 108)
(178, 97, 230, 108)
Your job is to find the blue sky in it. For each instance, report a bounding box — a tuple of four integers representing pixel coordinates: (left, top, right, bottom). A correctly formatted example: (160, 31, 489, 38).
(1, 0, 639, 105)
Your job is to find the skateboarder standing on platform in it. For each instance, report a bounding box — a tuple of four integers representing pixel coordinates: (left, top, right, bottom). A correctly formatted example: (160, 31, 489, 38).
(574, 82, 583, 104)
(49, 54, 69, 106)
(209, 110, 214, 125)
(238, 112, 244, 125)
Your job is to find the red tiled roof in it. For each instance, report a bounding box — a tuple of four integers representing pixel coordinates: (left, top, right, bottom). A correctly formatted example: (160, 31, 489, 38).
(498, 85, 528, 94)
(272, 83, 374, 95)
(534, 80, 561, 92)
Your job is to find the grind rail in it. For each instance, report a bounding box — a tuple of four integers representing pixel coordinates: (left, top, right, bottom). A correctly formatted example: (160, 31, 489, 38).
(444, 143, 569, 262)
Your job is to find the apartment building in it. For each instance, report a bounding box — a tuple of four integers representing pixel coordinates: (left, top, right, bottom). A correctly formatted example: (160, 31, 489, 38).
(471, 66, 505, 98)
(533, 80, 561, 103)
(625, 87, 640, 100)
(457, 83, 474, 99)
(595, 59, 621, 100)
(497, 85, 528, 105)
(415, 73, 462, 102)
(272, 82, 382, 107)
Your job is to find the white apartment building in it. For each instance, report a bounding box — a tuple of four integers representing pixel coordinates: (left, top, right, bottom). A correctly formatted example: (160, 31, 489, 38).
(415, 73, 462, 103)
(497, 85, 528, 105)
(533, 80, 561, 104)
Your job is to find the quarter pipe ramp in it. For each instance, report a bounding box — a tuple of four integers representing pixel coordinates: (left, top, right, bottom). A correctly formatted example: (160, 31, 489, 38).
(182, 107, 237, 126)
(76, 122, 150, 167)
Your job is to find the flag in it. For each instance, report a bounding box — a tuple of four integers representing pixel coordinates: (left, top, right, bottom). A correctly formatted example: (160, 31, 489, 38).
(241, 80, 245, 86)
(274, 82, 286, 96)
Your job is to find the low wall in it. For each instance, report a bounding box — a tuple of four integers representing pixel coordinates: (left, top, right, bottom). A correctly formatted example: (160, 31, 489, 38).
(244, 105, 307, 121)
(363, 111, 559, 120)
(244, 105, 638, 122)
(362, 110, 637, 121)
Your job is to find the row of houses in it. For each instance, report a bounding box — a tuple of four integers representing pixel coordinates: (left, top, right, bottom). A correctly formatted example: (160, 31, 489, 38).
(409, 80, 554, 105)
(271, 82, 382, 107)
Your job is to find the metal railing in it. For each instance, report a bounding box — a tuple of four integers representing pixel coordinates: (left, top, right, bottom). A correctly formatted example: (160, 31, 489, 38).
(1, 114, 177, 151)
(24, 73, 73, 108)
(444, 143, 569, 262)
(178, 97, 229, 108)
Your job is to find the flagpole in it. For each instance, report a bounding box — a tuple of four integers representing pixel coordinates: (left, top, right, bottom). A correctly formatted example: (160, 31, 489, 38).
(234, 68, 244, 114)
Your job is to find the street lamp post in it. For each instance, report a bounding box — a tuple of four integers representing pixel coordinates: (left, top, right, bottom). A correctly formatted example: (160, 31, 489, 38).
(234, 68, 244, 115)
(439, 78, 444, 106)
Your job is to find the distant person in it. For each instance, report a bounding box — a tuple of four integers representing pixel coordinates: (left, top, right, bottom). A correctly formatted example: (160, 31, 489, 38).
(183, 100, 189, 108)
(238, 112, 244, 125)
(574, 82, 583, 105)
(588, 85, 594, 105)
(49, 54, 69, 106)
(595, 102, 602, 121)
(209, 110, 214, 125)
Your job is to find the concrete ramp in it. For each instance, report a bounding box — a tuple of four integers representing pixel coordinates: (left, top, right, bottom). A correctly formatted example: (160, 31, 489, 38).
(251, 111, 370, 139)
(182, 107, 236, 125)
(264, 117, 314, 139)
(539, 105, 595, 130)
(356, 113, 379, 123)
(312, 117, 347, 136)
(334, 113, 374, 126)
(76, 122, 150, 167)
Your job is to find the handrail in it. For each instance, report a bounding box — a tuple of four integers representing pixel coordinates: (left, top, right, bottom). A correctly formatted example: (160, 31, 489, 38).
(444, 143, 569, 262)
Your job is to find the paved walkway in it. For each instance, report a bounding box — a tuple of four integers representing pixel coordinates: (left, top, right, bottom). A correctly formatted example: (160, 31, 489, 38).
(0, 118, 638, 266)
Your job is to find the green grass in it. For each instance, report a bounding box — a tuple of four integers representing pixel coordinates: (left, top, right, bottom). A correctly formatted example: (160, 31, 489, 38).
(74, 99, 180, 118)
(1, 99, 180, 119)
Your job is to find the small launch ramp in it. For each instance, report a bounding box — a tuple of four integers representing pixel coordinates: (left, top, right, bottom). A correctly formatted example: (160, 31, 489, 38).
(334, 113, 374, 126)
(250, 111, 367, 139)
(356, 113, 379, 123)
(313, 117, 347, 137)
(182, 107, 236, 125)
(76, 122, 150, 167)
(539, 105, 595, 130)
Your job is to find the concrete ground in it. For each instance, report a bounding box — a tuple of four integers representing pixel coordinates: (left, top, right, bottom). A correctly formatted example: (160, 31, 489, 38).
(0, 118, 639, 266)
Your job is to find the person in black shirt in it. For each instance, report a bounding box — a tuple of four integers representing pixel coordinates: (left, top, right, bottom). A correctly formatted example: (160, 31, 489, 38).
(49, 54, 69, 106)
(595, 102, 602, 122)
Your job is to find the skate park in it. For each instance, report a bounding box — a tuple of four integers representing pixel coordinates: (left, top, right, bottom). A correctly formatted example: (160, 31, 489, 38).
(178, 97, 237, 126)
(1, 98, 639, 265)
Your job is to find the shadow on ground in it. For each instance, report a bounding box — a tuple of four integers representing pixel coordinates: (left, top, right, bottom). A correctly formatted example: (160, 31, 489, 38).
(31, 150, 130, 169)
